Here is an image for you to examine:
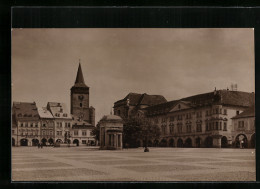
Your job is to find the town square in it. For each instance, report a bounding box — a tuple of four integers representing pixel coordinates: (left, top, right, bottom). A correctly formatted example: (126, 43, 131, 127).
(11, 28, 255, 181)
(12, 146, 255, 181)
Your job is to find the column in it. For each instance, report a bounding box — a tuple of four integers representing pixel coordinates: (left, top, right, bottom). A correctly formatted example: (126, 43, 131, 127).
(114, 134, 116, 147)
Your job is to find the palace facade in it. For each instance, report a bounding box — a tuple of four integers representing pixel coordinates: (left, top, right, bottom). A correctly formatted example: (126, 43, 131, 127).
(12, 63, 96, 146)
(114, 89, 255, 148)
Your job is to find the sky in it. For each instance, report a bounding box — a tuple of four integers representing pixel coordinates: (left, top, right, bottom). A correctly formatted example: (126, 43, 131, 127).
(12, 28, 255, 123)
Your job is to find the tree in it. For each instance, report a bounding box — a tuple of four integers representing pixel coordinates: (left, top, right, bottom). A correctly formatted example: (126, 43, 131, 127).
(91, 123, 100, 142)
(123, 117, 161, 150)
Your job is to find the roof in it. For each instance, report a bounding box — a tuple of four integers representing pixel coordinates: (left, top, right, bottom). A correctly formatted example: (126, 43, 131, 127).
(12, 102, 39, 121)
(72, 125, 95, 129)
(38, 107, 54, 119)
(47, 102, 72, 119)
(72, 63, 89, 88)
(100, 115, 123, 122)
(114, 93, 167, 107)
(232, 106, 255, 119)
(144, 90, 255, 116)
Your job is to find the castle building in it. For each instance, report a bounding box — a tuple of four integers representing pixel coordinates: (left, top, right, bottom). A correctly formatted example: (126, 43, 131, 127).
(114, 89, 255, 148)
(113, 92, 167, 120)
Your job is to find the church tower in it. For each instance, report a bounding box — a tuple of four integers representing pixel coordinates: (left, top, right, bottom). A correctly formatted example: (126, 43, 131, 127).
(71, 63, 95, 125)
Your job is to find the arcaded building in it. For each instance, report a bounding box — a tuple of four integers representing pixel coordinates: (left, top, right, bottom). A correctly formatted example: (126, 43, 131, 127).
(114, 89, 255, 148)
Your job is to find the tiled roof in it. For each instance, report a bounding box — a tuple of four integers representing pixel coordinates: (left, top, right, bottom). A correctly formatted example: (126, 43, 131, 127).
(47, 102, 72, 119)
(12, 102, 39, 121)
(144, 90, 255, 116)
(71, 114, 92, 126)
(38, 107, 54, 119)
(114, 93, 167, 106)
(232, 106, 255, 119)
(100, 115, 123, 122)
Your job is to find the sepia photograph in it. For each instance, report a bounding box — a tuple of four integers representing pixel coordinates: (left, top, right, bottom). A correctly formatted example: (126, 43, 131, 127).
(11, 28, 255, 181)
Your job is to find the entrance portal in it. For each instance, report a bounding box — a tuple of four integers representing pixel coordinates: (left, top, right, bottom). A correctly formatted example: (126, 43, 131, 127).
(221, 136, 228, 148)
(177, 138, 183, 147)
(184, 138, 192, 148)
(32, 139, 39, 146)
(73, 139, 79, 146)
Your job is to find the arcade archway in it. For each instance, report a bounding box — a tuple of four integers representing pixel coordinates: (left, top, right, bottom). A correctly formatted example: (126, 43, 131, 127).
(159, 139, 167, 147)
(195, 137, 201, 148)
(20, 138, 28, 146)
(177, 138, 183, 147)
(184, 138, 192, 148)
(32, 139, 39, 146)
(221, 136, 228, 148)
(12, 138, 15, 146)
(235, 134, 248, 148)
(73, 139, 79, 146)
(41, 138, 47, 146)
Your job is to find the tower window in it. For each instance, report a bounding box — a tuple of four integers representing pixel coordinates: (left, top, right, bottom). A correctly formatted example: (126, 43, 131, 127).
(80, 103, 82, 107)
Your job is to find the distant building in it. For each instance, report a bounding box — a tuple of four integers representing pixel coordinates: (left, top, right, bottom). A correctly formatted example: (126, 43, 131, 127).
(99, 115, 123, 150)
(113, 93, 167, 119)
(38, 107, 55, 145)
(231, 106, 255, 148)
(114, 89, 255, 148)
(47, 102, 72, 144)
(12, 102, 40, 146)
(70, 63, 96, 146)
(12, 62, 96, 147)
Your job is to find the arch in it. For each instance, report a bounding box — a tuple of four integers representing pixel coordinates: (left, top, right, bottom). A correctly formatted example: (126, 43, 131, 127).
(169, 138, 175, 147)
(32, 139, 39, 146)
(20, 138, 28, 146)
(184, 138, 192, 148)
(56, 139, 63, 143)
(235, 134, 248, 148)
(177, 138, 183, 147)
(48, 138, 54, 145)
(41, 138, 47, 146)
(250, 133, 255, 148)
(67, 139, 71, 144)
(153, 139, 159, 147)
(12, 138, 15, 146)
(205, 136, 213, 148)
(195, 137, 201, 148)
(221, 136, 228, 148)
(90, 141, 95, 146)
(159, 139, 168, 147)
(73, 139, 79, 146)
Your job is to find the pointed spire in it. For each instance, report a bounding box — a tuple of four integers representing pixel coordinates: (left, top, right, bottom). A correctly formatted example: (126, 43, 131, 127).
(75, 62, 85, 84)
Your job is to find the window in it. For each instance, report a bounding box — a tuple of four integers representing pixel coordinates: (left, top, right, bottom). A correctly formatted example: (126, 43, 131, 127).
(74, 130, 78, 136)
(50, 131, 53, 136)
(68, 123, 71, 127)
(206, 110, 208, 116)
(220, 108, 222, 114)
(169, 126, 174, 134)
(220, 122, 222, 130)
(30, 123, 33, 127)
(25, 123, 28, 127)
(63, 113, 67, 117)
(178, 104, 181, 109)
(56, 131, 62, 136)
(196, 124, 202, 132)
(206, 123, 209, 131)
(216, 108, 219, 114)
(20, 123, 23, 127)
(236, 111, 240, 115)
(238, 121, 244, 128)
(80, 103, 82, 107)
(35, 123, 38, 127)
(177, 124, 182, 133)
(65, 123, 68, 128)
(224, 109, 227, 115)
(186, 125, 191, 133)
(223, 122, 227, 131)
(117, 110, 120, 115)
(82, 131, 87, 136)
(42, 130, 46, 135)
(82, 140, 86, 144)
(43, 123, 46, 127)
(215, 122, 219, 130)
(170, 116, 174, 122)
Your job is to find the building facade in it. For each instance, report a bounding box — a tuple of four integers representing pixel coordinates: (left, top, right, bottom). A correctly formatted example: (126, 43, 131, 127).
(38, 107, 55, 145)
(231, 106, 255, 148)
(114, 89, 255, 148)
(114, 92, 167, 120)
(12, 102, 41, 146)
(12, 62, 96, 147)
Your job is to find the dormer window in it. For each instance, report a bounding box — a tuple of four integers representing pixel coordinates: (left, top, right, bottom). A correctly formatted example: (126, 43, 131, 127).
(178, 104, 181, 109)
(63, 113, 67, 117)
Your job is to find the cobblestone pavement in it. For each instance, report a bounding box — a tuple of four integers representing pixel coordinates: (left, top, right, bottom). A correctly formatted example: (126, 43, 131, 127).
(12, 147, 255, 181)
